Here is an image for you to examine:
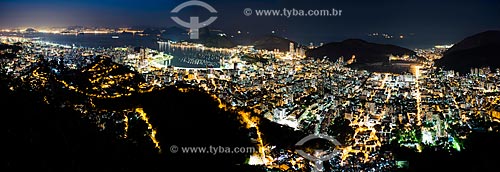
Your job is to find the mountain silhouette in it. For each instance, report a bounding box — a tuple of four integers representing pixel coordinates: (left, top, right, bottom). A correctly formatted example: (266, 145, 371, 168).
(306, 39, 416, 64)
(435, 30, 500, 73)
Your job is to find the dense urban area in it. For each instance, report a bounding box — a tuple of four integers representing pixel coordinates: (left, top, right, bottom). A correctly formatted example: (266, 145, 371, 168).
(2, 35, 500, 171)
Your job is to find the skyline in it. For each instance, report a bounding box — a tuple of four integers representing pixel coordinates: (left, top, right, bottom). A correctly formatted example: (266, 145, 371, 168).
(3, 1, 500, 171)
(3, 31, 500, 171)
(1, 0, 500, 47)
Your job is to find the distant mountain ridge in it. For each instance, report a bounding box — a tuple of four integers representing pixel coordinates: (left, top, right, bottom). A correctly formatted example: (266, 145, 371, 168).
(159, 27, 295, 51)
(435, 30, 500, 73)
(251, 35, 296, 52)
(445, 31, 500, 55)
(306, 39, 416, 64)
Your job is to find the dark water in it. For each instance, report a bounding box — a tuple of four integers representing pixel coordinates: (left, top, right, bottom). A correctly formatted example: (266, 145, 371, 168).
(20, 33, 159, 49)
(6, 33, 229, 68)
(159, 42, 231, 68)
(5, 32, 440, 69)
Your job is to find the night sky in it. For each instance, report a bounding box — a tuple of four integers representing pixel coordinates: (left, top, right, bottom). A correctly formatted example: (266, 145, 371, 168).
(1, 0, 499, 47)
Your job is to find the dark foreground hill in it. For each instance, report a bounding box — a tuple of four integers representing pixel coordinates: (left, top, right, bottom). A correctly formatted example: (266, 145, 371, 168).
(2, 58, 268, 172)
(3, 56, 306, 171)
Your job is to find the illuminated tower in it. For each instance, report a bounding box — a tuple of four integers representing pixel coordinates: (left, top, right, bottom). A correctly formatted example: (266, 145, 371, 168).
(140, 48, 146, 67)
(289, 42, 295, 54)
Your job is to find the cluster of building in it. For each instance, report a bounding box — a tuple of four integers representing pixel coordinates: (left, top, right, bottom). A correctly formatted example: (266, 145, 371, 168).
(0, 37, 162, 152)
(1, 27, 143, 35)
(2, 36, 500, 171)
